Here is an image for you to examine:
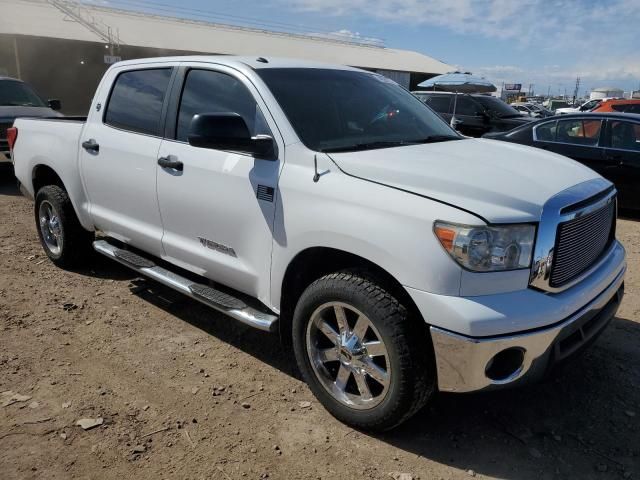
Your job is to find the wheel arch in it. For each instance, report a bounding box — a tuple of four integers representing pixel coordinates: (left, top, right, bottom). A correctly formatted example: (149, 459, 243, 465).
(30, 163, 94, 232)
(278, 246, 427, 346)
(32, 164, 65, 194)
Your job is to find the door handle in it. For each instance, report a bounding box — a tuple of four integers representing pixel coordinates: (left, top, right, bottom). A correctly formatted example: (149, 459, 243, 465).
(82, 139, 99, 153)
(158, 155, 183, 171)
(605, 154, 624, 165)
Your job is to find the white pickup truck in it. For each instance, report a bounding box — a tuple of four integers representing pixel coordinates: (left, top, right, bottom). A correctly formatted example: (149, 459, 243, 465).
(9, 56, 626, 430)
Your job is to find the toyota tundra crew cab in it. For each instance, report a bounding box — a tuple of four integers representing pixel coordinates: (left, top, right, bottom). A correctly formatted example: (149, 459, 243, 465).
(9, 57, 626, 431)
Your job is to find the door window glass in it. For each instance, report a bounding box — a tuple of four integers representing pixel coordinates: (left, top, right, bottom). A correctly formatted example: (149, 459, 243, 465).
(454, 96, 482, 116)
(176, 69, 270, 142)
(610, 121, 640, 151)
(556, 119, 602, 146)
(424, 95, 452, 113)
(104, 68, 172, 136)
(534, 121, 556, 141)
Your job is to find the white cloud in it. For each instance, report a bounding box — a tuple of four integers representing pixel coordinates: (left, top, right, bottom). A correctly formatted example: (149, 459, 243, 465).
(309, 29, 384, 46)
(283, 0, 640, 92)
(283, 0, 639, 48)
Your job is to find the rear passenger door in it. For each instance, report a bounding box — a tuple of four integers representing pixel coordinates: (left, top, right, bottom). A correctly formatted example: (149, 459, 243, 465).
(603, 118, 640, 210)
(543, 118, 610, 174)
(80, 65, 174, 256)
(155, 64, 283, 304)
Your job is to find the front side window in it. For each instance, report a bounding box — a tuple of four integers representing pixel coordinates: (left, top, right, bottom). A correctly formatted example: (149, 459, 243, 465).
(104, 68, 172, 136)
(256, 68, 459, 152)
(176, 69, 270, 142)
(0, 80, 46, 107)
(556, 119, 602, 146)
(454, 96, 482, 116)
(610, 121, 640, 151)
(534, 121, 557, 141)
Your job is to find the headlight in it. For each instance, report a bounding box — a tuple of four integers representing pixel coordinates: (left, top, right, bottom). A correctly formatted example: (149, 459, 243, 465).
(434, 221, 535, 272)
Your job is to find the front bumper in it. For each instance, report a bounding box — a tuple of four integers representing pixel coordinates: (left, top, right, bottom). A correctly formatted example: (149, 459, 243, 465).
(430, 265, 625, 392)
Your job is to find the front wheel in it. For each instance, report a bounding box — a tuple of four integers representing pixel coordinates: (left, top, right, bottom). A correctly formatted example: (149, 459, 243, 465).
(292, 272, 436, 431)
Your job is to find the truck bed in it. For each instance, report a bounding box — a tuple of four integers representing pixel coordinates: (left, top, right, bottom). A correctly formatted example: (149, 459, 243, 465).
(12, 116, 93, 229)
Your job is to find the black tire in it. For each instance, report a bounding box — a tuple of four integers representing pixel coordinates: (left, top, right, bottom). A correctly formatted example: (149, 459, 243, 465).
(34, 185, 94, 268)
(292, 271, 436, 431)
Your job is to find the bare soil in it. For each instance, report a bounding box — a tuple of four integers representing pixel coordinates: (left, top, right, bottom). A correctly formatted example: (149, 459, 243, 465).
(1, 165, 638, 480)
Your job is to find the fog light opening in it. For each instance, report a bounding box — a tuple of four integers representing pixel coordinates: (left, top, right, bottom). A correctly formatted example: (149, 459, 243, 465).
(485, 347, 525, 382)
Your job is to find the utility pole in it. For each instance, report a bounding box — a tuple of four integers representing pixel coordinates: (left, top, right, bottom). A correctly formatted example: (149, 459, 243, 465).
(573, 76, 581, 104)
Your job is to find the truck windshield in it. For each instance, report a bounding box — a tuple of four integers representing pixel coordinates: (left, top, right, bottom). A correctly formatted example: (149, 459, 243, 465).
(472, 96, 521, 118)
(256, 68, 461, 152)
(0, 80, 47, 108)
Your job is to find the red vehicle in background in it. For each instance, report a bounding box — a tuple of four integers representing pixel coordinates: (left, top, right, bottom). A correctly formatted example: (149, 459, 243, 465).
(592, 99, 640, 114)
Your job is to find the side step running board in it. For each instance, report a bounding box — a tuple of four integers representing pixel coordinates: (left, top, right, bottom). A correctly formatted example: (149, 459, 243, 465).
(93, 240, 278, 332)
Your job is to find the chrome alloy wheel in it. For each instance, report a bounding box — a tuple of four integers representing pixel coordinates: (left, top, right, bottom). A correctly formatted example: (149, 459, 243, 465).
(38, 200, 63, 256)
(305, 302, 391, 410)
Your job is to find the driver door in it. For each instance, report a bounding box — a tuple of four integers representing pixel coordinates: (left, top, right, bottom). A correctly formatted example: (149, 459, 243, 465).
(155, 64, 283, 304)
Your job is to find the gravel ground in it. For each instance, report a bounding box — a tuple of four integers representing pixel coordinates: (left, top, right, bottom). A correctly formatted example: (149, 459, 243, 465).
(1, 166, 638, 480)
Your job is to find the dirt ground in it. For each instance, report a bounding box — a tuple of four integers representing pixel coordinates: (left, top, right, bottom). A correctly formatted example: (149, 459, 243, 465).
(0, 165, 638, 480)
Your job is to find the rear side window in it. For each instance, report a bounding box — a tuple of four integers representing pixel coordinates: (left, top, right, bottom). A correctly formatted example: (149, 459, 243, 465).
(556, 119, 602, 146)
(176, 69, 270, 142)
(624, 104, 640, 114)
(424, 95, 451, 114)
(104, 68, 172, 136)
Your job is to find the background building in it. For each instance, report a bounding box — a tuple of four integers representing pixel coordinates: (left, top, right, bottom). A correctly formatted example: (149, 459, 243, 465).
(590, 86, 624, 100)
(0, 0, 452, 114)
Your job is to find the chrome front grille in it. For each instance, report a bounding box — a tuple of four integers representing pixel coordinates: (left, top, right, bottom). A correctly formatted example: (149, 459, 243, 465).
(529, 178, 617, 293)
(550, 199, 615, 288)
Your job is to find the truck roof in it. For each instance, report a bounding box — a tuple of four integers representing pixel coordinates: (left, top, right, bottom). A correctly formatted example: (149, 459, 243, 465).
(111, 55, 361, 72)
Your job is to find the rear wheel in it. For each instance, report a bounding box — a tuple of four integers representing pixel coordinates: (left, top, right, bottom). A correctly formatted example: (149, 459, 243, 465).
(292, 271, 436, 431)
(35, 185, 94, 268)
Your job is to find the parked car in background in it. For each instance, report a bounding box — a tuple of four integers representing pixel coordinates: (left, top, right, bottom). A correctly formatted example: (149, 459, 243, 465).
(544, 99, 570, 112)
(556, 99, 602, 115)
(484, 112, 640, 210)
(591, 99, 640, 114)
(511, 102, 554, 118)
(10, 56, 626, 430)
(413, 91, 532, 137)
(0, 77, 62, 163)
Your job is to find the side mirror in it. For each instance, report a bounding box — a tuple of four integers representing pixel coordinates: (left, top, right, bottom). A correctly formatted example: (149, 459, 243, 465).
(48, 99, 62, 111)
(187, 112, 275, 159)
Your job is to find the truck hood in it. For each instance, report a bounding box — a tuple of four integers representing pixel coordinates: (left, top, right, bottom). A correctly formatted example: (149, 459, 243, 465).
(328, 138, 600, 223)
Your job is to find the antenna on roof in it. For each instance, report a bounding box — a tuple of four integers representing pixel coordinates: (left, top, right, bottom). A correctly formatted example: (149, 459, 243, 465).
(256, 57, 268, 63)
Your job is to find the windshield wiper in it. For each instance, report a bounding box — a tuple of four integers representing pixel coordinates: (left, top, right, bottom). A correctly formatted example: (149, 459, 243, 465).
(412, 135, 463, 144)
(321, 136, 461, 153)
(321, 141, 414, 153)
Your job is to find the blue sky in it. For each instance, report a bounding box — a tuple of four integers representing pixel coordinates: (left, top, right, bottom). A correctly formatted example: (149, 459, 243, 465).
(94, 0, 640, 96)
